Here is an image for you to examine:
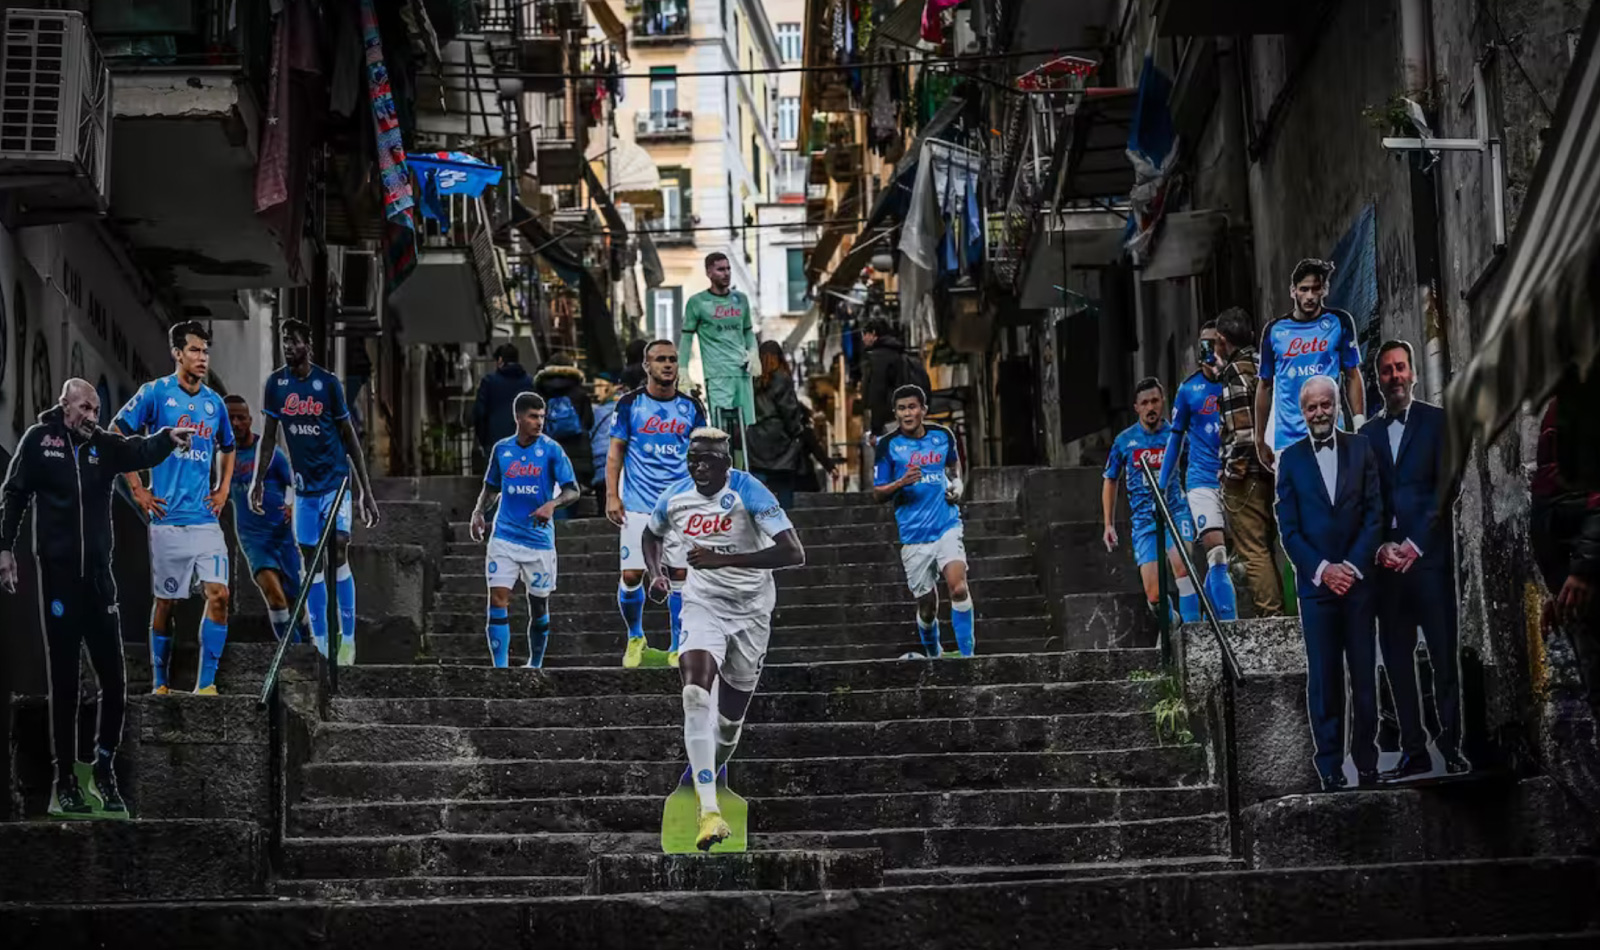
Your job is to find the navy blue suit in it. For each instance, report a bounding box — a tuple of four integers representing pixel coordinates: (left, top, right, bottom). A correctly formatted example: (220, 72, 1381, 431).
(1276, 431, 1385, 780)
(1360, 401, 1461, 760)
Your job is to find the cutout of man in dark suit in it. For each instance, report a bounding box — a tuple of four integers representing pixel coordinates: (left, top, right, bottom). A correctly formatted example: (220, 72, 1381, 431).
(1275, 374, 1385, 791)
(1360, 340, 1469, 780)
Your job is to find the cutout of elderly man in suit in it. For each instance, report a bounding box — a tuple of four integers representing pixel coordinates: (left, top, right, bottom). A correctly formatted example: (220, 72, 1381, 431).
(1275, 374, 1385, 791)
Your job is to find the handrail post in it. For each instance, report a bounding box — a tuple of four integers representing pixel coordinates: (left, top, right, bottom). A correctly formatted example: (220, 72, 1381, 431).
(258, 476, 353, 708)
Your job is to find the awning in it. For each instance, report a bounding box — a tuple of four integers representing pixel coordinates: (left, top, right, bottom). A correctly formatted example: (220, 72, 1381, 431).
(587, 0, 628, 48)
(825, 229, 897, 291)
(1443, 2, 1600, 485)
(1017, 216, 1126, 308)
(1044, 89, 1138, 206)
(586, 137, 661, 212)
(1139, 210, 1230, 281)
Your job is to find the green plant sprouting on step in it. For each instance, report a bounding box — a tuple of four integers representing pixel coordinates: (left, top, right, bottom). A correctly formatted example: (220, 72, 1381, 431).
(1130, 670, 1193, 745)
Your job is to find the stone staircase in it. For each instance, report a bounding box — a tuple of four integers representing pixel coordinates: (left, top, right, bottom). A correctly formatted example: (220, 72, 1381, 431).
(5, 471, 1599, 948)
(270, 485, 1230, 899)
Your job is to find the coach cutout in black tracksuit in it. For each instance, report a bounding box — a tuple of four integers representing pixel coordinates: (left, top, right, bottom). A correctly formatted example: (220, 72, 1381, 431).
(1, 405, 179, 805)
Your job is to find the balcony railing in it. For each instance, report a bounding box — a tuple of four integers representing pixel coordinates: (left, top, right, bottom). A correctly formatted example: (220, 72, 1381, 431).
(632, 10, 690, 42)
(636, 110, 693, 140)
(643, 218, 693, 245)
(475, 0, 580, 37)
(91, 0, 270, 83)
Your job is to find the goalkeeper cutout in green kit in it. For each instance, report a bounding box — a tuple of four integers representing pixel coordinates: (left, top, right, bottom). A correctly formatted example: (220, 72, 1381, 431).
(679, 252, 757, 429)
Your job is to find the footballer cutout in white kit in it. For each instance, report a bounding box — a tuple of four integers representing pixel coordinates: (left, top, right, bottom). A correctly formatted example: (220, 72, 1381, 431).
(899, 524, 967, 598)
(648, 471, 794, 692)
(1186, 487, 1227, 536)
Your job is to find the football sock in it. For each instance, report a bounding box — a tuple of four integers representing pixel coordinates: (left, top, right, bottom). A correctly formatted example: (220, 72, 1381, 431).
(307, 574, 329, 656)
(715, 712, 745, 770)
(681, 684, 720, 813)
(915, 614, 942, 657)
(196, 618, 228, 691)
(618, 581, 645, 639)
(335, 563, 357, 655)
(149, 625, 172, 689)
(669, 581, 684, 653)
(268, 608, 290, 644)
(486, 605, 511, 668)
(951, 597, 976, 656)
(527, 594, 551, 668)
(1176, 574, 1201, 623)
(1204, 545, 1238, 620)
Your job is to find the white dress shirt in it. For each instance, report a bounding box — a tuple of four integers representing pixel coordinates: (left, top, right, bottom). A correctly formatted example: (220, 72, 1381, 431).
(1386, 404, 1423, 557)
(1309, 434, 1363, 587)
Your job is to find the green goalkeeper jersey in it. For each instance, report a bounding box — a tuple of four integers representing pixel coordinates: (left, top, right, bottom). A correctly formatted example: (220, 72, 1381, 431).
(680, 288, 756, 426)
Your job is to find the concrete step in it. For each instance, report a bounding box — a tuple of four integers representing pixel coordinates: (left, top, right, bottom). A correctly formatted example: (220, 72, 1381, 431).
(882, 854, 1242, 886)
(332, 654, 1164, 700)
(440, 534, 1034, 574)
(425, 633, 1060, 666)
(446, 518, 1025, 558)
(288, 787, 1223, 838)
(9, 858, 1599, 948)
(448, 501, 1016, 541)
(428, 575, 1041, 615)
(435, 555, 1040, 595)
(328, 680, 1168, 728)
(428, 594, 1052, 634)
(307, 714, 1168, 764)
(279, 813, 1225, 878)
(273, 875, 583, 901)
(299, 747, 1208, 803)
(0, 819, 266, 902)
(587, 850, 883, 893)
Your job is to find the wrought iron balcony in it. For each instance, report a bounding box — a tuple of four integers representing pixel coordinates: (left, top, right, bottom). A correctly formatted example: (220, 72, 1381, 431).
(632, 9, 691, 43)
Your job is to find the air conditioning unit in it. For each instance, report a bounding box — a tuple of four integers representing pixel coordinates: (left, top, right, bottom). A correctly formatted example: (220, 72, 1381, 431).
(0, 11, 111, 224)
(334, 247, 381, 317)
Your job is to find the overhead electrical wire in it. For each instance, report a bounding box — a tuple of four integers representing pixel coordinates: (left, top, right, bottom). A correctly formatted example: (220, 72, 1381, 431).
(435, 45, 1100, 83)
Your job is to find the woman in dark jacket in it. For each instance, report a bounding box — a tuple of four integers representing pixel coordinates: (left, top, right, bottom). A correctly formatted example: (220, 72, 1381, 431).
(748, 342, 834, 507)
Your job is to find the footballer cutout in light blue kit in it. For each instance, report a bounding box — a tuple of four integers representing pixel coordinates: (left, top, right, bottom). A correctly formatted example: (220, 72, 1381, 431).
(1168, 371, 1227, 534)
(484, 434, 577, 596)
(115, 374, 235, 596)
(1104, 421, 1195, 567)
(611, 388, 708, 571)
(874, 424, 966, 597)
(1260, 307, 1362, 451)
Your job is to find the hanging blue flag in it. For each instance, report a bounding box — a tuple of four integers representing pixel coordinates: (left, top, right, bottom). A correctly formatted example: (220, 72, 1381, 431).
(408, 151, 504, 198)
(1127, 56, 1176, 168)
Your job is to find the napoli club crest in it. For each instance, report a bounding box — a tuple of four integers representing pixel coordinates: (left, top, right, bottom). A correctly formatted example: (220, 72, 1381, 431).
(163, 577, 179, 594)
(620, 545, 630, 560)
(535, 448, 544, 458)
(720, 493, 734, 510)
(1320, 318, 1333, 331)
(487, 560, 498, 573)
(312, 379, 324, 392)
(203, 401, 215, 416)
(50, 600, 63, 617)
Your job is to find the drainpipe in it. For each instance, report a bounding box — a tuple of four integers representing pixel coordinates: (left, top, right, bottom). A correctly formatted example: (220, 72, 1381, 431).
(1400, 0, 1451, 402)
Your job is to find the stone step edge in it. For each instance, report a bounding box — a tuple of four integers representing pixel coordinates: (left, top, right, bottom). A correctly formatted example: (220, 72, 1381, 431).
(288, 785, 1220, 812)
(280, 812, 1229, 846)
(303, 748, 1206, 769)
(311, 711, 1158, 733)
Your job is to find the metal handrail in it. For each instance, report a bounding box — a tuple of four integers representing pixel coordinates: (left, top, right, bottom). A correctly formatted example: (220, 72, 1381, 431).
(1135, 456, 1246, 685)
(257, 475, 352, 708)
